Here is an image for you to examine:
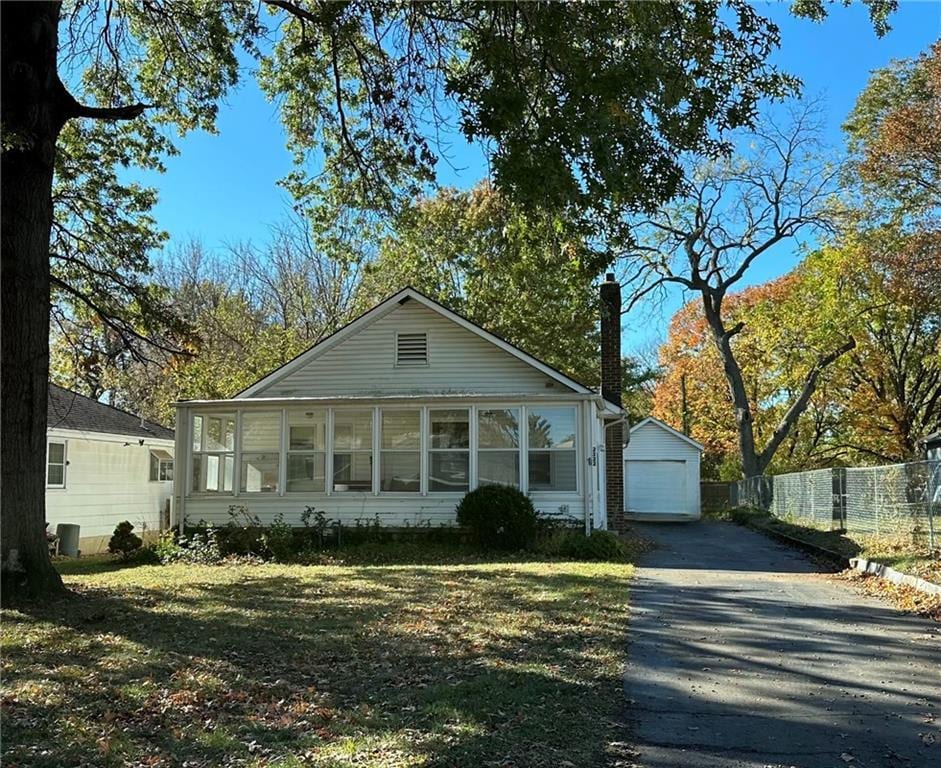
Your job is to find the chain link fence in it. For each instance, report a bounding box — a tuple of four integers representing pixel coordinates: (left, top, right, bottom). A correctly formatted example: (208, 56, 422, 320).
(734, 460, 940, 547)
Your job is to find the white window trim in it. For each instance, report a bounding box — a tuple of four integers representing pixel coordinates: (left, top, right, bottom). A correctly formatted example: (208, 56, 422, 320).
(283, 407, 328, 496)
(183, 402, 583, 500)
(428, 406, 471, 494)
(330, 406, 375, 494)
(149, 450, 174, 482)
(190, 412, 237, 496)
(378, 406, 423, 495)
(476, 404, 523, 490)
(46, 440, 67, 489)
(525, 404, 580, 495)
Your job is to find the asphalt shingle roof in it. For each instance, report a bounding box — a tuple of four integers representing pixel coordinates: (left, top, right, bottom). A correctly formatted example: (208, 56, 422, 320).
(47, 384, 174, 441)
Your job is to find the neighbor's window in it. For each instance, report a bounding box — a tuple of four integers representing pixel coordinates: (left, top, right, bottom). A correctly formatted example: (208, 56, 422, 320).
(527, 407, 577, 492)
(46, 441, 67, 488)
(149, 450, 174, 482)
(477, 408, 520, 487)
(286, 409, 326, 492)
(240, 412, 281, 493)
(428, 409, 469, 492)
(380, 410, 421, 492)
(191, 414, 235, 494)
(333, 409, 373, 492)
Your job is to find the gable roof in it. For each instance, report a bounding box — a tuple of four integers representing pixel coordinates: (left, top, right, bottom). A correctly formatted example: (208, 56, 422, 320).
(48, 384, 174, 441)
(238, 286, 613, 406)
(630, 416, 704, 451)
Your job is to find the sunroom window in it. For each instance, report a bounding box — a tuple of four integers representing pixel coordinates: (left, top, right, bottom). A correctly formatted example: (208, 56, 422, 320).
(381, 410, 421, 492)
(286, 410, 326, 492)
(527, 406, 577, 491)
(477, 408, 520, 487)
(333, 410, 373, 492)
(240, 412, 281, 493)
(192, 414, 235, 493)
(429, 409, 469, 492)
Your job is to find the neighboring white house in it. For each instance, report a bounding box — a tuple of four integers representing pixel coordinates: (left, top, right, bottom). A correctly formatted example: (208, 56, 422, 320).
(47, 384, 176, 553)
(624, 417, 703, 520)
(172, 286, 625, 533)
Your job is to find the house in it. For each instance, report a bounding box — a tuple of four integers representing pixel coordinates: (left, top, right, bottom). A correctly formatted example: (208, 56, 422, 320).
(923, 431, 941, 462)
(624, 417, 703, 520)
(172, 277, 630, 532)
(47, 384, 176, 553)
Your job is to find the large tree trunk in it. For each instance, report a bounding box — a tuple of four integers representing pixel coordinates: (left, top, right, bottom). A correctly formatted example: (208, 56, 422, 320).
(701, 294, 763, 478)
(1, 1, 67, 599)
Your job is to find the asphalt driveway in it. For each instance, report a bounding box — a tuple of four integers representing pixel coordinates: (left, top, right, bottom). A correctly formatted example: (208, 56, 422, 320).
(623, 520, 941, 768)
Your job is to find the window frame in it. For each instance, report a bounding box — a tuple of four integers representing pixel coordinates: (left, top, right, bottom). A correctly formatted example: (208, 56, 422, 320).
(379, 407, 423, 494)
(284, 408, 328, 494)
(330, 407, 375, 494)
(476, 405, 522, 490)
(189, 412, 236, 496)
(526, 405, 579, 494)
(46, 440, 67, 489)
(238, 410, 283, 494)
(427, 406, 471, 494)
(149, 450, 174, 482)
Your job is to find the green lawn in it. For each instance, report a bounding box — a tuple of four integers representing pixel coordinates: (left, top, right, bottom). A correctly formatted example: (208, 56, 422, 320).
(2, 559, 634, 767)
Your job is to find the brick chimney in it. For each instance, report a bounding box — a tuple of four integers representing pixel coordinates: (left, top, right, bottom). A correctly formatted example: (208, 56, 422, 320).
(600, 273, 624, 532)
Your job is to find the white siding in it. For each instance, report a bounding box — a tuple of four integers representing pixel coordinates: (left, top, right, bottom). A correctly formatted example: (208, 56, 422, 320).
(624, 420, 701, 518)
(256, 301, 563, 397)
(182, 494, 585, 529)
(45, 430, 174, 552)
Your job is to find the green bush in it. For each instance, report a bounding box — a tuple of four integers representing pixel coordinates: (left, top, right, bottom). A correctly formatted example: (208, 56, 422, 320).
(156, 525, 223, 564)
(262, 513, 296, 563)
(534, 528, 631, 561)
(456, 485, 538, 550)
(108, 521, 142, 560)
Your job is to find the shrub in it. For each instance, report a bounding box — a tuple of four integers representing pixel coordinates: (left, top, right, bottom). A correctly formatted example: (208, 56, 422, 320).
(456, 485, 538, 550)
(262, 513, 296, 563)
(570, 530, 629, 561)
(156, 525, 223, 564)
(108, 521, 143, 560)
(534, 528, 631, 561)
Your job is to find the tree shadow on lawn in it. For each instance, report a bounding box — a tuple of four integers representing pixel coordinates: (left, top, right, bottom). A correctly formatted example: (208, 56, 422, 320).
(2, 564, 634, 768)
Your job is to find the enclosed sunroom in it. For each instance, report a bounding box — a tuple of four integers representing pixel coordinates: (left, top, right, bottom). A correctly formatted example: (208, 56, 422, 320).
(172, 288, 622, 532)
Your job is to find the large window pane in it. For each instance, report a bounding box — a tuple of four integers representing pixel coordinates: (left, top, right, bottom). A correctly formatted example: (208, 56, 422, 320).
(528, 407, 576, 449)
(333, 452, 372, 491)
(528, 451, 577, 491)
(47, 463, 65, 487)
(334, 410, 372, 451)
(430, 409, 469, 449)
(193, 454, 234, 493)
(240, 453, 280, 493)
(478, 408, 519, 448)
(381, 452, 420, 492)
(478, 451, 520, 487)
(382, 411, 420, 448)
(48, 442, 65, 464)
(430, 452, 469, 492)
(241, 412, 281, 452)
(287, 453, 326, 492)
(206, 416, 236, 451)
(288, 410, 326, 450)
(192, 415, 203, 452)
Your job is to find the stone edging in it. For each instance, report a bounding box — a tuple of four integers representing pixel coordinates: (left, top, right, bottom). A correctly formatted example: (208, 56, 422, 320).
(849, 557, 941, 597)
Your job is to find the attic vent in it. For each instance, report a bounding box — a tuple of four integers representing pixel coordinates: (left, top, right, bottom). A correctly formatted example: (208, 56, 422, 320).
(396, 332, 428, 365)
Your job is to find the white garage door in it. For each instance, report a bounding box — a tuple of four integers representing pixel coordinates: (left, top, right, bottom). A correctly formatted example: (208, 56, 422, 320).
(626, 459, 687, 515)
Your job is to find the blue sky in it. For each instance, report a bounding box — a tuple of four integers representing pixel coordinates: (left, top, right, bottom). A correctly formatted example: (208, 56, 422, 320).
(130, 1, 941, 355)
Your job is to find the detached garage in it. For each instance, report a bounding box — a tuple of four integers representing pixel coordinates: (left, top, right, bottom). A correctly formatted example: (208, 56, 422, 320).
(624, 417, 703, 520)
